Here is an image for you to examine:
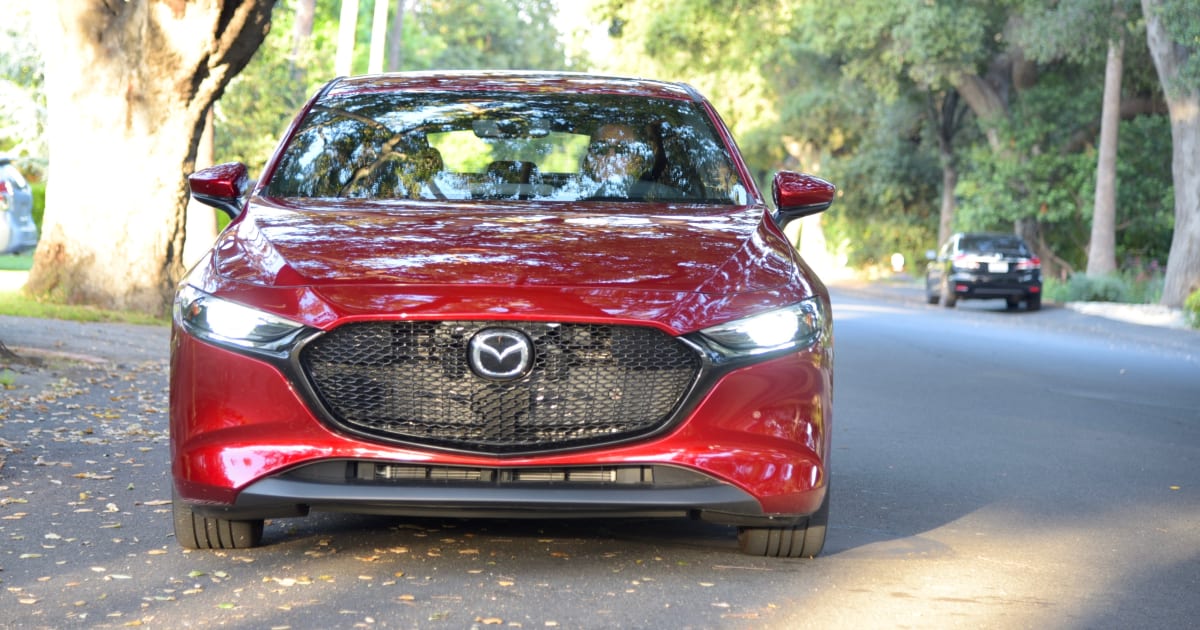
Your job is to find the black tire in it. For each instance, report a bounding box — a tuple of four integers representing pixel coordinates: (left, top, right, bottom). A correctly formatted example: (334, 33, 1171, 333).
(738, 488, 829, 558)
(1027, 293, 1042, 311)
(941, 281, 957, 308)
(1006, 296, 1020, 310)
(925, 279, 940, 305)
(173, 490, 264, 550)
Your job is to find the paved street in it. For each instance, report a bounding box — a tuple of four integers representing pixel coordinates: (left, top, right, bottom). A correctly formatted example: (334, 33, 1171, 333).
(1, 286, 1198, 628)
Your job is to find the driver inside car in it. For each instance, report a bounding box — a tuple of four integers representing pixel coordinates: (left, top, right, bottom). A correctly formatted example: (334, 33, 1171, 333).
(581, 123, 658, 198)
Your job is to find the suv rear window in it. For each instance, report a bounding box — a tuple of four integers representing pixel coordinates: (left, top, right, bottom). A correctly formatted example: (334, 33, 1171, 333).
(960, 235, 1030, 257)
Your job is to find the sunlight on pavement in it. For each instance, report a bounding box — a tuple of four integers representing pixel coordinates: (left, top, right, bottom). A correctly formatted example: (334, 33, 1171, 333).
(770, 502, 1200, 628)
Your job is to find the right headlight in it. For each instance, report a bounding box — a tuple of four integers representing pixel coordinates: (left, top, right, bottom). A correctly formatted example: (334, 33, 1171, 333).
(174, 285, 307, 356)
(697, 298, 827, 358)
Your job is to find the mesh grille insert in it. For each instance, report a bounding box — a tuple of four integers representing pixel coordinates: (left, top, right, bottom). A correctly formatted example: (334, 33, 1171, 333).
(300, 321, 700, 453)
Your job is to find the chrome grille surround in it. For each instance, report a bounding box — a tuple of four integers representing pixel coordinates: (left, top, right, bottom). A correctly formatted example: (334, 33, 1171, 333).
(299, 321, 702, 454)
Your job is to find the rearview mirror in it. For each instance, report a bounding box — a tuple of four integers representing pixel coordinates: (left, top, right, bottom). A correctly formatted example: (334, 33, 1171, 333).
(189, 162, 250, 219)
(771, 172, 836, 228)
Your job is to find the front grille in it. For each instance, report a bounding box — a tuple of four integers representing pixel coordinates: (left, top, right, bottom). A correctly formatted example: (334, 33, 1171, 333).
(299, 321, 701, 453)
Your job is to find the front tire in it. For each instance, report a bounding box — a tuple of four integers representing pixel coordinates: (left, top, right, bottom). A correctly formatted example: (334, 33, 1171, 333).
(738, 488, 829, 558)
(173, 490, 264, 550)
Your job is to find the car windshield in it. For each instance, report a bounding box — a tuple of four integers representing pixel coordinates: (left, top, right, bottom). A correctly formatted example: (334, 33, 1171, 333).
(264, 91, 747, 205)
(960, 235, 1030, 257)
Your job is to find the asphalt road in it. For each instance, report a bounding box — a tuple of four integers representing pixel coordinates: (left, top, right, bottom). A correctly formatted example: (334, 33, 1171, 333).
(1, 287, 1198, 629)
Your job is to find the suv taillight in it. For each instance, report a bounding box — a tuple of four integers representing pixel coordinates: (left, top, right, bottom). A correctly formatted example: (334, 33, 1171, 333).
(1015, 256, 1041, 270)
(950, 253, 978, 271)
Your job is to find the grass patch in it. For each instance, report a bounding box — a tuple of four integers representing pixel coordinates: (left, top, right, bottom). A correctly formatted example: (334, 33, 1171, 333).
(0, 254, 34, 271)
(1186, 289, 1200, 329)
(0, 289, 167, 326)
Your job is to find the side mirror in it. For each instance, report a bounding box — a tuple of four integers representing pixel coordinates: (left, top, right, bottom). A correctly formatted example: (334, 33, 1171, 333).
(189, 162, 250, 219)
(925, 249, 937, 261)
(771, 172, 836, 228)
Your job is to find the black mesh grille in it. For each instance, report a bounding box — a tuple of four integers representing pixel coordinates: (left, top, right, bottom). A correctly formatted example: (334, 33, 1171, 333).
(299, 321, 701, 453)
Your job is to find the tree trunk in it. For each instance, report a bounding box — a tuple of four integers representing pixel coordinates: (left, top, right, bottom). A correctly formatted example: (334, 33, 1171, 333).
(26, 1, 275, 316)
(336, 0, 360, 76)
(1087, 11, 1124, 277)
(954, 73, 1007, 151)
(1143, 0, 1200, 307)
(292, 0, 316, 58)
(938, 158, 957, 247)
(931, 90, 965, 247)
(290, 0, 316, 80)
(388, 0, 406, 71)
(183, 107, 218, 269)
(368, 0, 390, 73)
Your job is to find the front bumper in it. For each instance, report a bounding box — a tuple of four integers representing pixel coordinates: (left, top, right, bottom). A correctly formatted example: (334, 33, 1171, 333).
(170, 327, 832, 524)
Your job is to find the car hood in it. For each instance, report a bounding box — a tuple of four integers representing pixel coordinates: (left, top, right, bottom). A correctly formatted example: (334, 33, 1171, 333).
(213, 198, 800, 292)
(199, 198, 815, 332)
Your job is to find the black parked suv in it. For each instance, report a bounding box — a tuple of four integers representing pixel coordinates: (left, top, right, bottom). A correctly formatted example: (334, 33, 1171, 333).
(926, 232, 1042, 311)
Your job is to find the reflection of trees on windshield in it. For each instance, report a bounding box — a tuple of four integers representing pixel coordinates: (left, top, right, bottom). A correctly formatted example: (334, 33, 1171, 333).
(264, 92, 747, 204)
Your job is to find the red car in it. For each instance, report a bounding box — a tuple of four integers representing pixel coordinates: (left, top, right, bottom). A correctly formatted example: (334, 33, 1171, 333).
(173, 72, 835, 558)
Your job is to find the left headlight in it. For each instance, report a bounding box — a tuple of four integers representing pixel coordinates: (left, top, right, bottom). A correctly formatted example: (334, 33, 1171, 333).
(174, 285, 307, 356)
(697, 298, 828, 357)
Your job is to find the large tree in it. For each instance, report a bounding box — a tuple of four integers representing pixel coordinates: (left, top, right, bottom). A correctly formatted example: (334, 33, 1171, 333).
(1142, 0, 1200, 307)
(26, 0, 276, 315)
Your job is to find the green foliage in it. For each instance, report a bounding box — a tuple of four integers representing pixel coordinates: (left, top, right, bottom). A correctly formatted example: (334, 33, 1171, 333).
(1185, 289, 1200, 328)
(0, 3, 46, 164)
(1113, 115, 1174, 264)
(1062, 274, 1131, 302)
(214, 4, 320, 172)
(215, 0, 570, 173)
(1044, 270, 1165, 304)
(406, 0, 565, 71)
(819, 98, 942, 267)
(1156, 0, 1200, 90)
(29, 180, 45, 232)
(1015, 0, 1134, 65)
(955, 73, 1104, 268)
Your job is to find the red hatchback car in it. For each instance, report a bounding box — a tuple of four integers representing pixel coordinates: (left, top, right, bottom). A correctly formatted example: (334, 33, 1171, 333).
(173, 72, 835, 557)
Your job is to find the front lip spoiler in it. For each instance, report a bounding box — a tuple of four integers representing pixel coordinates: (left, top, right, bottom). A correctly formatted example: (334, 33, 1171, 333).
(187, 476, 810, 528)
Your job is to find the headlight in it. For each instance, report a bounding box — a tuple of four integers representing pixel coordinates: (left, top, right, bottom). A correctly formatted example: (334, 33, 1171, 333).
(174, 285, 307, 355)
(698, 298, 827, 357)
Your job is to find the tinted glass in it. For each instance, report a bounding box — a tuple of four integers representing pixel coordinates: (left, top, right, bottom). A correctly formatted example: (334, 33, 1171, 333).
(959, 235, 1031, 257)
(264, 92, 745, 204)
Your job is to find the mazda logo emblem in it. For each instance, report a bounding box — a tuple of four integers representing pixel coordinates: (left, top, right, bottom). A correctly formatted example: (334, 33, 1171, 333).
(468, 328, 533, 380)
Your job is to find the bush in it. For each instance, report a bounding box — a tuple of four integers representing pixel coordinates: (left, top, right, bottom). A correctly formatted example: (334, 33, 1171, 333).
(1185, 289, 1200, 329)
(1043, 272, 1167, 305)
(1059, 274, 1131, 303)
(31, 180, 44, 231)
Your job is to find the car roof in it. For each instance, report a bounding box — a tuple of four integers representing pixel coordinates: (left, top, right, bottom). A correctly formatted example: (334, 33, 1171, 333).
(955, 232, 1027, 241)
(320, 71, 706, 102)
